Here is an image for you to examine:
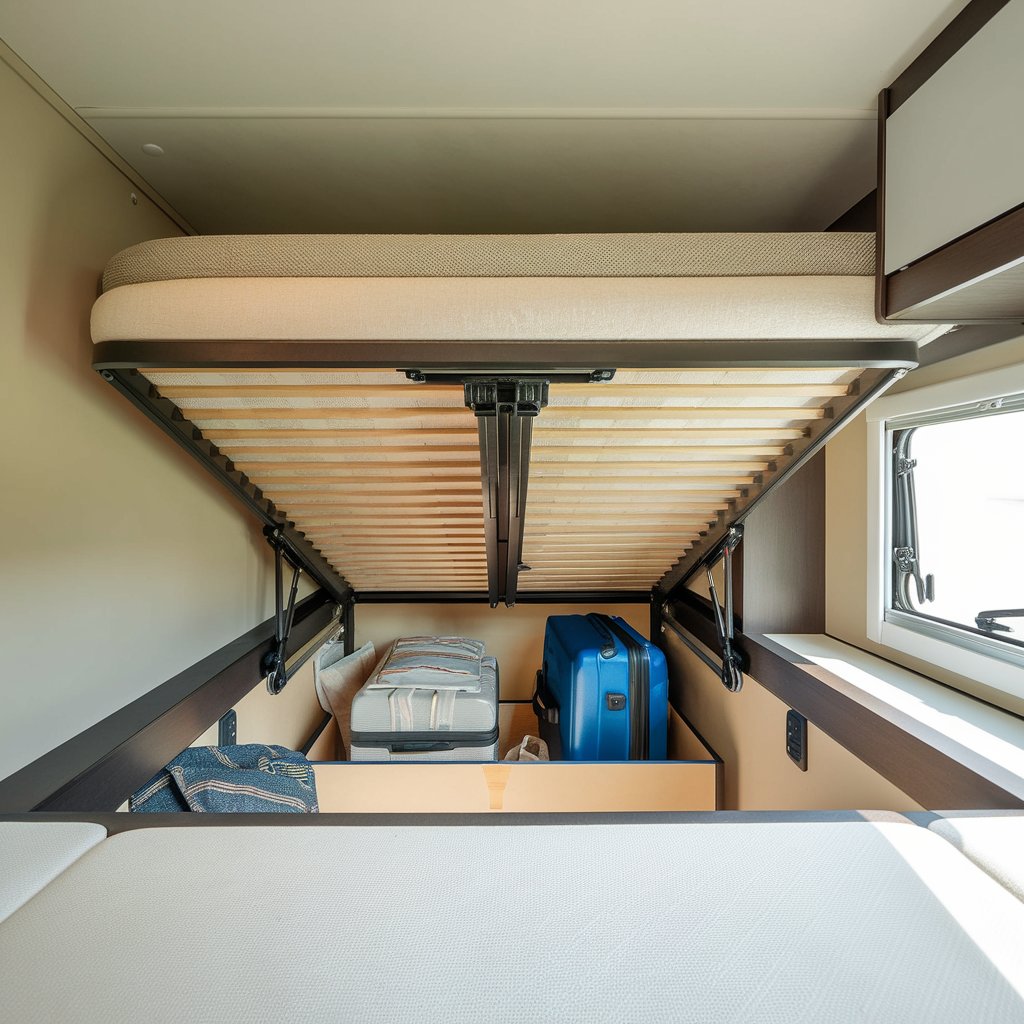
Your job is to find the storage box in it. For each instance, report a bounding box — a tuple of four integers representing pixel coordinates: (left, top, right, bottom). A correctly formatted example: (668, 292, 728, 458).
(313, 705, 720, 813)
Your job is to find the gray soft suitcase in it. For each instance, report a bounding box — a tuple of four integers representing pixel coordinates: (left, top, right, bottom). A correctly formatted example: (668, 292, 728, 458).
(350, 651, 499, 762)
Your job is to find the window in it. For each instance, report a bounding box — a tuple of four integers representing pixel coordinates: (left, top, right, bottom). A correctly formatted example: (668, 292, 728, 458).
(867, 363, 1024, 705)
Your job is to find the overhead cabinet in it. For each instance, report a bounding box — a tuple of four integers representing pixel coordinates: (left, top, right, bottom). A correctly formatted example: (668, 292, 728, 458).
(879, 0, 1024, 323)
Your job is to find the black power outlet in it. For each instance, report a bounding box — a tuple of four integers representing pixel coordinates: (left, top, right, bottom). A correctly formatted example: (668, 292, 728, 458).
(218, 710, 238, 747)
(786, 710, 807, 771)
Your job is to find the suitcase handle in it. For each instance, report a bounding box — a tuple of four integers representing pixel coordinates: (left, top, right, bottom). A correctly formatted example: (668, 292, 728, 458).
(584, 614, 619, 659)
(532, 671, 560, 725)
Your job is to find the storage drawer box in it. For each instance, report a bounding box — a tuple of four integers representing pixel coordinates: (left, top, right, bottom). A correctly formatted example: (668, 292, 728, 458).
(313, 706, 720, 813)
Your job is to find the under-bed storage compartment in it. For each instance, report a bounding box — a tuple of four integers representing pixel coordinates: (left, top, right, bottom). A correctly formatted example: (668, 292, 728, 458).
(312, 705, 719, 812)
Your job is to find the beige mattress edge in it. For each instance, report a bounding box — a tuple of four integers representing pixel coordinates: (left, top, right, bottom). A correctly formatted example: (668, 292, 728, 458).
(91, 275, 947, 343)
(102, 231, 876, 291)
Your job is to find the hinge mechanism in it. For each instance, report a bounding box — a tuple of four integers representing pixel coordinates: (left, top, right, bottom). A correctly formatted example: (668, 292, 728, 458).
(262, 526, 302, 694)
(706, 526, 745, 693)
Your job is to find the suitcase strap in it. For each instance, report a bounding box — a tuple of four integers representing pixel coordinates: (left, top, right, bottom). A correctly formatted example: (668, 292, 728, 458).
(532, 672, 560, 725)
(387, 688, 458, 732)
(429, 689, 458, 731)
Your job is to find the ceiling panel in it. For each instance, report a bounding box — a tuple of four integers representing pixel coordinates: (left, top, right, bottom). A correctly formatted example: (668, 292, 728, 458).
(0, 0, 966, 233)
(0, 1, 965, 109)
(82, 115, 875, 233)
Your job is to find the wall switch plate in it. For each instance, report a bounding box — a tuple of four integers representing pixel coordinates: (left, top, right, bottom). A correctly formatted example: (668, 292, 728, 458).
(218, 709, 237, 747)
(786, 709, 807, 771)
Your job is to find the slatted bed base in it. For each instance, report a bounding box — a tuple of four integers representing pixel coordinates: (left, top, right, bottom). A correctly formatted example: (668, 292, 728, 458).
(91, 232, 944, 602)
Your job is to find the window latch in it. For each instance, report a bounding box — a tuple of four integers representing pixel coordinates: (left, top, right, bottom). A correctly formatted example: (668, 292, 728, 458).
(975, 608, 1024, 634)
(892, 429, 935, 609)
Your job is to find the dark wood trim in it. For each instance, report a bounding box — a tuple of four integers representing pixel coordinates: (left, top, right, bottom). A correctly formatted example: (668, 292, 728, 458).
(664, 602, 1024, 810)
(0, 809, 907, 832)
(875, 90, 889, 324)
(353, 590, 651, 604)
(884, 203, 1024, 321)
(0, 592, 340, 814)
(343, 599, 356, 655)
(888, 0, 1011, 113)
(92, 338, 923, 371)
(917, 323, 1024, 366)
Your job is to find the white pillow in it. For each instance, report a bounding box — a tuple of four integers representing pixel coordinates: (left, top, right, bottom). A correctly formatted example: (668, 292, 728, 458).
(314, 641, 377, 759)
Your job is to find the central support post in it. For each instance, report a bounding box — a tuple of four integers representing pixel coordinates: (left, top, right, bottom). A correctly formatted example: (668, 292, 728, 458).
(465, 379, 549, 608)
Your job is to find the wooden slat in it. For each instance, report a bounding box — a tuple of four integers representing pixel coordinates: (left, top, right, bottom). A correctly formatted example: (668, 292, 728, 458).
(190, 406, 822, 421)
(251, 477, 748, 491)
(326, 561, 488, 568)
(346, 572, 488, 577)
(528, 502, 726, 512)
(346, 574, 489, 581)
(522, 545, 690, 553)
(554, 383, 848, 398)
(209, 428, 801, 443)
(533, 427, 807, 439)
(191, 408, 474, 421)
(226, 448, 775, 465)
(522, 564, 672, 571)
(523, 527, 704, 537)
(532, 447, 785, 459)
(160, 382, 850, 399)
(234, 460, 481, 471)
(531, 475, 752, 486)
(216, 434, 479, 446)
(294, 516, 483, 526)
(320, 541, 486, 549)
(255, 480, 481, 491)
(271, 495, 482, 507)
(521, 569, 672, 576)
(527, 521, 710, 529)
(209, 428, 476, 439)
(288, 499, 481, 510)
(160, 384, 460, 398)
(337, 553, 485, 561)
(308, 527, 484, 537)
(532, 481, 745, 493)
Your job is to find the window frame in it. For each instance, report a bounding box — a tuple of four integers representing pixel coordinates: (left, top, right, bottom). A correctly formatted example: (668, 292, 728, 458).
(866, 361, 1024, 704)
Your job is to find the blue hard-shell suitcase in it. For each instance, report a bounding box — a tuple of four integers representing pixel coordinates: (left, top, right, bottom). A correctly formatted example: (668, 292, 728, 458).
(533, 614, 668, 761)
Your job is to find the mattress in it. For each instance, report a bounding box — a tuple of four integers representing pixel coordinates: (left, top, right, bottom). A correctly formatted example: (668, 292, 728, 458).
(91, 231, 946, 344)
(90, 232, 946, 595)
(2, 817, 1023, 1022)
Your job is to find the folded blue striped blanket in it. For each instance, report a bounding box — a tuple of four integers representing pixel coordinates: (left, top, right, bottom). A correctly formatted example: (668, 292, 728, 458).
(130, 744, 318, 813)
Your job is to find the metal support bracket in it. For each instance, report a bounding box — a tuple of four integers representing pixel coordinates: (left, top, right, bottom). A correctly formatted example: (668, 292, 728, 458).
(705, 527, 745, 692)
(466, 379, 549, 608)
(262, 526, 303, 694)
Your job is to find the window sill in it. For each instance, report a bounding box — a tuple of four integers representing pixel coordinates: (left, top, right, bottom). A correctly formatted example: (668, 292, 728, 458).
(764, 633, 1024, 806)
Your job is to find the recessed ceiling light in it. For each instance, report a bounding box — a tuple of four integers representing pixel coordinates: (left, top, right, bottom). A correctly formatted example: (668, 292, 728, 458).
(141, 143, 164, 157)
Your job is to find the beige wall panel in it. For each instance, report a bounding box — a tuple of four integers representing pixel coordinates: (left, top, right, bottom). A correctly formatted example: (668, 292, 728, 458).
(355, 602, 649, 701)
(230, 659, 324, 751)
(0, 59, 280, 780)
(824, 336, 1024, 697)
(665, 631, 922, 811)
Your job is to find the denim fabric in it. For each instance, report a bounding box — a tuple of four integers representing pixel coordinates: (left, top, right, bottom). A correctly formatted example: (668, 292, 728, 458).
(130, 744, 318, 813)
